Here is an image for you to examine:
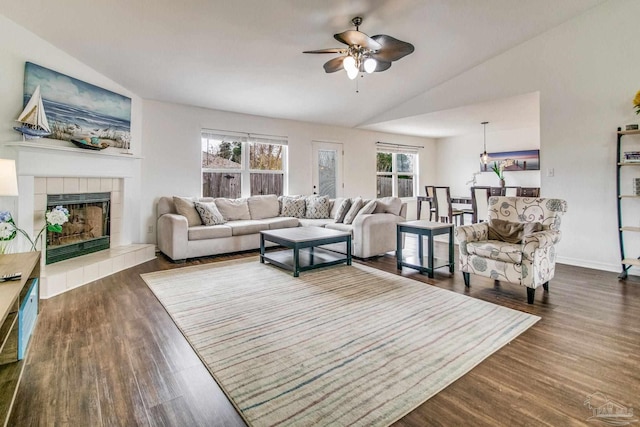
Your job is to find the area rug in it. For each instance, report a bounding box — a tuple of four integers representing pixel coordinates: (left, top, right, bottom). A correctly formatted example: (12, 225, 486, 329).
(141, 259, 539, 427)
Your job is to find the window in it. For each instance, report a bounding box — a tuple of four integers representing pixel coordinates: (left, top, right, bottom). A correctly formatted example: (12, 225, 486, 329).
(202, 130, 287, 198)
(376, 143, 418, 198)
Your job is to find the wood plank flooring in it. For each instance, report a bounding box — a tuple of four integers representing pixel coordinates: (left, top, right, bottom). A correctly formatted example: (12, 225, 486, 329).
(6, 238, 640, 426)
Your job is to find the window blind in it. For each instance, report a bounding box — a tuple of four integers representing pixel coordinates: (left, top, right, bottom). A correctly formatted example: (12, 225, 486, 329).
(376, 141, 422, 154)
(250, 133, 288, 146)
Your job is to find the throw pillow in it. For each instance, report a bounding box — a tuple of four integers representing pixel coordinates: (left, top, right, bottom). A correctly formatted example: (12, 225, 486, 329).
(247, 195, 280, 220)
(305, 195, 331, 219)
(373, 196, 402, 216)
(280, 197, 306, 218)
(354, 199, 377, 221)
(194, 201, 226, 225)
(334, 198, 352, 223)
(343, 197, 363, 225)
(214, 198, 251, 221)
(173, 196, 202, 227)
(487, 219, 543, 244)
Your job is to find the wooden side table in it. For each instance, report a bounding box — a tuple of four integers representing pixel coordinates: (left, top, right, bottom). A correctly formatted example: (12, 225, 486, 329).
(396, 220, 454, 278)
(0, 252, 41, 426)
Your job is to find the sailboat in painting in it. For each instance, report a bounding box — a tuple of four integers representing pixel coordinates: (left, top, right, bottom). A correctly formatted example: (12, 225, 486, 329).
(13, 85, 52, 139)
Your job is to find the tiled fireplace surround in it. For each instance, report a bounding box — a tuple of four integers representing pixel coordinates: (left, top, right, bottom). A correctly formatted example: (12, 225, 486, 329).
(33, 176, 155, 298)
(5, 142, 156, 298)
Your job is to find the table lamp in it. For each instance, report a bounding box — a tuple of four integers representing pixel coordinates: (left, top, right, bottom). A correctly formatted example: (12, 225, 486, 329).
(0, 159, 19, 196)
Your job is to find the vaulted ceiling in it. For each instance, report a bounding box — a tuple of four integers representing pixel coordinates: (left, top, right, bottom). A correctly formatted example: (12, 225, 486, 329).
(0, 0, 606, 136)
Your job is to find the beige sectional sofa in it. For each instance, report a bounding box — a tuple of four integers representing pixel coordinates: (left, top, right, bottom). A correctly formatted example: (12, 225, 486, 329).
(156, 194, 407, 262)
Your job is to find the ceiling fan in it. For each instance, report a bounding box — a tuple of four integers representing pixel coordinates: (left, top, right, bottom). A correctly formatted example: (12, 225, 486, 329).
(303, 16, 414, 80)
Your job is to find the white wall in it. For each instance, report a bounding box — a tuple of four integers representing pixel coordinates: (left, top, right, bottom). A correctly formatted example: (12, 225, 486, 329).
(362, 0, 640, 272)
(0, 14, 144, 245)
(140, 100, 436, 242)
(436, 126, 541, 196)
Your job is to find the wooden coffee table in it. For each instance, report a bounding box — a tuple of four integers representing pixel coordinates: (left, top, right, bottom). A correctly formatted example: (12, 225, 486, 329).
(260, 227, 352, 277)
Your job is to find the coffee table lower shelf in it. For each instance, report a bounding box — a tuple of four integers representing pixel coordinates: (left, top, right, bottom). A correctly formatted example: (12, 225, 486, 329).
(262, 247, 349, 276)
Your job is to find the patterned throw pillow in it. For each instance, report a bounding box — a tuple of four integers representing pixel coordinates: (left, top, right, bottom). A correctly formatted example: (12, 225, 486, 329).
(194, 201, 226, 225)
(305, 195, 331, 219)
(334, 198, 352, 223)
(343, 197, 363, 225)
(173, 196, 202, 227)
(280, 197, 306, 218)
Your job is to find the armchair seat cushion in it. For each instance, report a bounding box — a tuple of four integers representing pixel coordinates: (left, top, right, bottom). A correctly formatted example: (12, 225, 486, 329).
(467, 240, 523, 264)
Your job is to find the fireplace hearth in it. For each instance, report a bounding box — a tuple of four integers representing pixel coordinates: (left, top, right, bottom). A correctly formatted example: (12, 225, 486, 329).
(46, 192, 111, 264)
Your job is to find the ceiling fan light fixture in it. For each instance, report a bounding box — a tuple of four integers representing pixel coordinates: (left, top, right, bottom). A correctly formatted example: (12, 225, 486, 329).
(343, 55, 358, 79)
(343, 55, 356, 72)
(303, 17, 414, 83)
(364, 57, 376, 73)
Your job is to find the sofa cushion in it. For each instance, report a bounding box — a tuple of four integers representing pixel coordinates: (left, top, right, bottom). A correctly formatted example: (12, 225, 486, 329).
(173, 196, 202, 227)
(226, 220, 269, 236)
(333, 198, 351, 223)
(487, 219, 543, 244)
(194, 201, 226, 225)
(467, 240, 523, 264)
(343, 197, 363, 225)
(247, 195, 280, 220)
(298, 218, 334, 228)
(305, 195, 331, 219)
(260, 217, 300, 230)
(215, 198, 251, 221)
(373, 197, 402, 216)
(280, 197, 306, 218)
(330, 197, 345, 218)
(354, 199, 377, 221)
(188, 225, 232, 241)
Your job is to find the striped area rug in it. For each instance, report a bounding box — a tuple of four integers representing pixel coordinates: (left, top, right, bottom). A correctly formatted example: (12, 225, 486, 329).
(141, 258, 539, 427)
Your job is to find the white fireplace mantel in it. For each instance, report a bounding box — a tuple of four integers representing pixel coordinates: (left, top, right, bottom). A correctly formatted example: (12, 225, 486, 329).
(0, 139, 152, 298)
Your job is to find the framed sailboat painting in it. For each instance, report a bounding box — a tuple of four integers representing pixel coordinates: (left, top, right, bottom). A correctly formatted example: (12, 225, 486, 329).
(21, 62, 132, 149)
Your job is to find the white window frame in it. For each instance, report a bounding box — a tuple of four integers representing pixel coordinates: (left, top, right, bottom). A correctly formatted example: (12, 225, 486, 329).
(201, 130, 288, 198)
(376, 143, 419, 199)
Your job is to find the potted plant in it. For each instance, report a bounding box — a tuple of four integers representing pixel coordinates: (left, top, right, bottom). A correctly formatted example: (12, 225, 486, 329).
(491, 159, 515, 187)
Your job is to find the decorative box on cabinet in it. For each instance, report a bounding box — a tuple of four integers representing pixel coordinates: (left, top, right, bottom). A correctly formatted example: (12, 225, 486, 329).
(0, 252, 40, 427)
(18, 278, 38, 360)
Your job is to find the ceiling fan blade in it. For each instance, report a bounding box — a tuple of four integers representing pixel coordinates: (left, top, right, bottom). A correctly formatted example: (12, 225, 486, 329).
(373, 60, 392, 72)
(334, 30, 382, 50)
(303, 48, 346, 54)
(370, 35, 415, 62)
(323, 56, 345, 73)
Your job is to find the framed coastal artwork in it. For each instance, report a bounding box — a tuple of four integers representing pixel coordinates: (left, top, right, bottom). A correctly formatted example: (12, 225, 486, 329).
(479, 149, 540, 172)
(22, 62, 131, 149)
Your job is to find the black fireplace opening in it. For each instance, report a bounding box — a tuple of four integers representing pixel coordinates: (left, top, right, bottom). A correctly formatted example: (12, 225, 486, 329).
(46, 192, 111, 264)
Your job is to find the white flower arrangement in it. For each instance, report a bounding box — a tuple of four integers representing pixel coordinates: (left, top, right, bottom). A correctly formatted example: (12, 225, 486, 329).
(0, 206, 69, 252)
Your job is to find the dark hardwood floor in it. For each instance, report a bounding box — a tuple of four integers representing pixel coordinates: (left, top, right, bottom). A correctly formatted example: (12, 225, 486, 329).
(7, 238, 640, 426)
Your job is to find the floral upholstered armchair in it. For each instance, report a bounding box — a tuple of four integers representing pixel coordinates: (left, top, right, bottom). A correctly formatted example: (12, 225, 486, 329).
(455, 197, 567, 304)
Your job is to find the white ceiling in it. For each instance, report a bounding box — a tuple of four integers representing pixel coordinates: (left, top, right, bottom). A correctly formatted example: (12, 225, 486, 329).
(0, 0, 605, 137)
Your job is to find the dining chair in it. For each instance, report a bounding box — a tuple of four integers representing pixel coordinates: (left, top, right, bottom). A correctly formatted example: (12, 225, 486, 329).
(471, 186, 491, 223)
(434, 186, 464, 225)
(504, 186, 521, 197)
(490, 187, 504, 196)
(520, 187, 540, 197)
(424, 185, 436, 221)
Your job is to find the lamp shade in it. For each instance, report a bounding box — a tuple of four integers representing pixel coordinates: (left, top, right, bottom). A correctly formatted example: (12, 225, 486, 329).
(0, 159, 19, 196)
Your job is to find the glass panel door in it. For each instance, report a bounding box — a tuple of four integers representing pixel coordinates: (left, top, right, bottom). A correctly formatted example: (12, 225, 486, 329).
(312, 141, 343, 198)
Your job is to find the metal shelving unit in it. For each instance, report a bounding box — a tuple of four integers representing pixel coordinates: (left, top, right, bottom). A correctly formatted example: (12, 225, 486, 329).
(616, 127, 640, 278)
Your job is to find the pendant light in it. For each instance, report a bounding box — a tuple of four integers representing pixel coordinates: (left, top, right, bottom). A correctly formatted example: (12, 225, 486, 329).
(481, 121, 489, 165)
